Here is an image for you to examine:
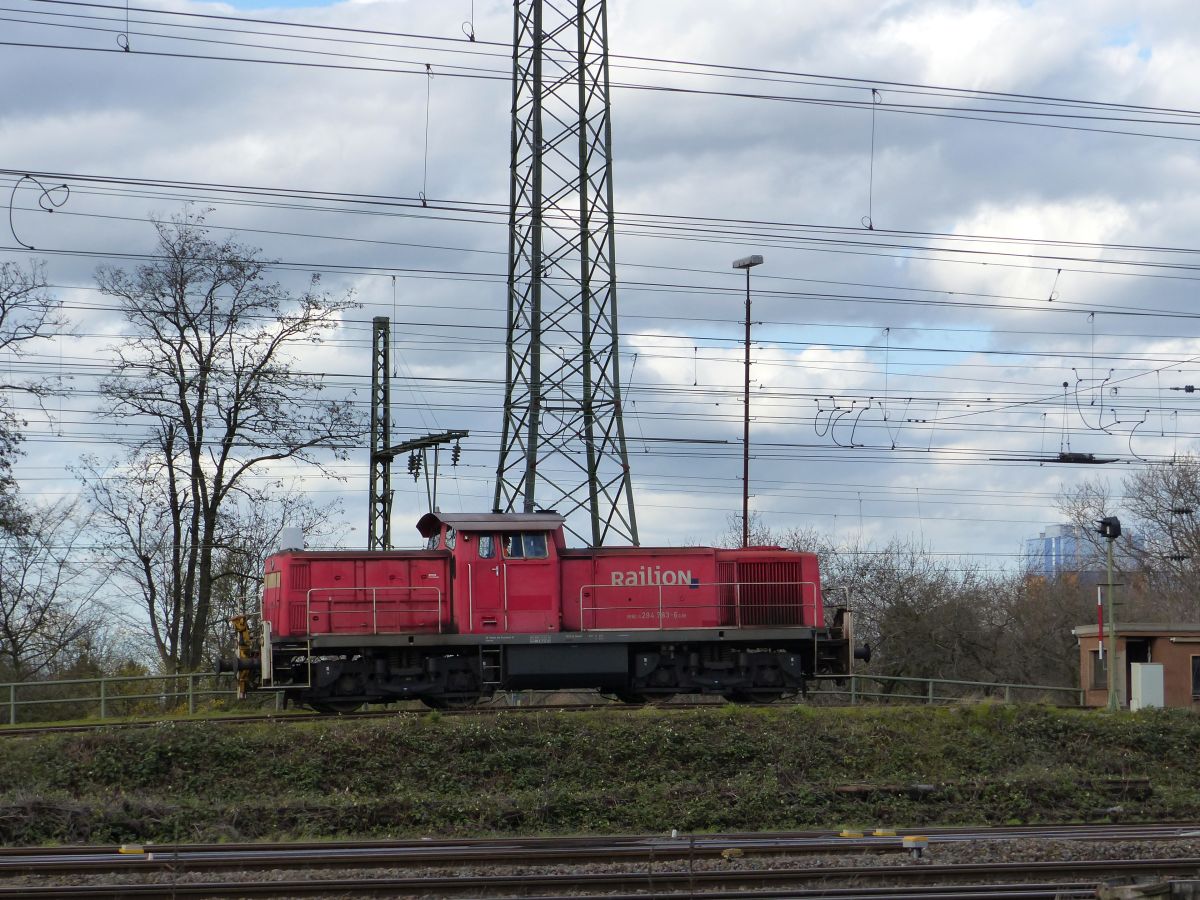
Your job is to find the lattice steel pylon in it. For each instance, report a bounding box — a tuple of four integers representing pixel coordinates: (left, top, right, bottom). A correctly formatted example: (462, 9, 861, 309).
(493, 0, 639, 547)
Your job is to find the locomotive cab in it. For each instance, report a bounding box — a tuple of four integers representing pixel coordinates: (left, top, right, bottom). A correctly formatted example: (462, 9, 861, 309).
(417, 512, 564, 634)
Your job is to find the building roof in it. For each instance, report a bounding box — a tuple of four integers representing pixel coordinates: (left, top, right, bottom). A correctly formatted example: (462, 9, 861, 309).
(1074, 622, 1200, 638)
(415, 511, 566, 538)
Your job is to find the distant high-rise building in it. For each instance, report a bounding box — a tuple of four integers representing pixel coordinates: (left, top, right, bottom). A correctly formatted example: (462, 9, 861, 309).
(1024, 524, 1085, 577)
(1023, 523, 1141, 577)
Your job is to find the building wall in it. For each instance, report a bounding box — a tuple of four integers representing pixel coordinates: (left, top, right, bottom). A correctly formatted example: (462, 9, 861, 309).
(1025, 525, 1082, 578)
(1077, 631, 1200, 708)
(1024, 524, 1141, 578)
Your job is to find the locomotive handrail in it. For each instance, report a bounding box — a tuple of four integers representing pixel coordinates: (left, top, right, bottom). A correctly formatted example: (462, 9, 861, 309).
(304, 585, 445, 635)
(577, 580, 819, 631)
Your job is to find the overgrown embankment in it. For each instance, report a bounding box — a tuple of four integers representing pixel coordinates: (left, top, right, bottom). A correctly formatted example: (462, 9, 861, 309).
(2, 704, 1197, 845)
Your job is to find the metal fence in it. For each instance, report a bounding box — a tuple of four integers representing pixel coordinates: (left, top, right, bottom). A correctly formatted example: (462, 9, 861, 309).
(1, 669, 1083, 726)
(0, 672, 277, 725)
(811, 673, 1084, 707)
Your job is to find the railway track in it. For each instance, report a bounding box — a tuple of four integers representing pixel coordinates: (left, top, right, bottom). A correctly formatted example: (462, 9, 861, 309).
(3, 827, 1199, 897)
(1, 858, 1189, 898)
(3, 822, 1198, 868)
(0, 876, 1109, 898)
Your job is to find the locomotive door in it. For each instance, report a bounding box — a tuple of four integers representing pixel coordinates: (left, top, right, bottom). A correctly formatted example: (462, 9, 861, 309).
(466, 533, 505, 631)
(498, 531, 558, 633)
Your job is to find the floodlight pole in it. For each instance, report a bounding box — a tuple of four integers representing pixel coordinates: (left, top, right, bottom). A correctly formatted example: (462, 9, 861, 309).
(733, 254, 764, 548)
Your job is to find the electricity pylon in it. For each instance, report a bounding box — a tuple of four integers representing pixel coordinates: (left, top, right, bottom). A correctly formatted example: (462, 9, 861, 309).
(494, 0, 639, 547)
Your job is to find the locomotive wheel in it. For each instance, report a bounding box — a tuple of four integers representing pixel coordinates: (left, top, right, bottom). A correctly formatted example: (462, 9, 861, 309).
(309, 700, 364, 715)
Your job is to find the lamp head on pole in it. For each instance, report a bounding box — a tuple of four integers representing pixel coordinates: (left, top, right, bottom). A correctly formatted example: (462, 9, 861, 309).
(732, 254, 764, 270)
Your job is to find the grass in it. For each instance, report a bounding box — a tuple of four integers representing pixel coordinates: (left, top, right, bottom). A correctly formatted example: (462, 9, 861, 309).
(1, 704, 1197, 845)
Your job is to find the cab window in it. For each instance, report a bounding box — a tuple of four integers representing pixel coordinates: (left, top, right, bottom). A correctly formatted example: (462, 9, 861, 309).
(522, 533, 548, 558)
(503, 532, 548, 559)
(424, 527, 456, 550)
(478, 535, 495, 559)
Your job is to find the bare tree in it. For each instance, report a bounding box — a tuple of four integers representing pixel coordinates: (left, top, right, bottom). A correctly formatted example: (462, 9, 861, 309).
(713, 519, 1100, 687)
(203, 487, 344, 669)
(1057, 464, 1200, 621)
(0, 260, 68, 532)
(1119, 459, 1200, 619)
(826, 537, 999, 681)
(0, 498, 103, 680)
(0, 260, 66, 359)
(85, 213, 361, 671)
(989, 573, 1094, 686)
(77, 452, 186, 668)
(1055, 478, 1117, 571)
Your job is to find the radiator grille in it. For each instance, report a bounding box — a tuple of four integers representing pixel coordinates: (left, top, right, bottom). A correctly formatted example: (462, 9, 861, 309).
(290, 564, 310, 591)
(721, 560, 804, 626)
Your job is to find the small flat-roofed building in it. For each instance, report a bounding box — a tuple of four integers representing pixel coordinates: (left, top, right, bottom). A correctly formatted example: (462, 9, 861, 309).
(1073, 623, 1200, 709)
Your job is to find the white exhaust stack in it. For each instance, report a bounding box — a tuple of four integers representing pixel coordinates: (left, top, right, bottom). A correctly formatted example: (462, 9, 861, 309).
(278, 527, 305, 552)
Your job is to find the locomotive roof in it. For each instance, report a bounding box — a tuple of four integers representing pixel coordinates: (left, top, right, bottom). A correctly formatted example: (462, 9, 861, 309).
(416, 511, 566, 537)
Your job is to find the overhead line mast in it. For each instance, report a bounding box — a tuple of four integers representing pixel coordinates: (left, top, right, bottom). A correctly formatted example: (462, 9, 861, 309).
(369, 316, 467, 549)
(494, 0, 639, 547)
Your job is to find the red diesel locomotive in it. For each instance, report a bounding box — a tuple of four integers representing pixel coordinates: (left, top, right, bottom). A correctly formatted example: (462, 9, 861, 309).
(227, 512, 866, 711)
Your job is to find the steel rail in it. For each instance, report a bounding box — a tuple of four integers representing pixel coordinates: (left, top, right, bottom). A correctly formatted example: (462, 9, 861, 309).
(3, 822, 1198, 863)
(4, 855, 1199, 893)
(0, 881, 1102, 900)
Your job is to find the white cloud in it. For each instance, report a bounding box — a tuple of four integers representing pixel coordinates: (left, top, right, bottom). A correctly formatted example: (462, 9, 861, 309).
(0, 0, 1197, 566)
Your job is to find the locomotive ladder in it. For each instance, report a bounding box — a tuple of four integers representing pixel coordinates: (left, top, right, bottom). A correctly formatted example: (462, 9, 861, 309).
(479, 647, 503, 688)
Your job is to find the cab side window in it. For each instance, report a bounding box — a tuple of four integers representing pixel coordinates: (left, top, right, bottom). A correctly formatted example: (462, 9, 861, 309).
(478, 535, 495, 559)
(503, 532, 548, 559)
(425, 528, 456, 550)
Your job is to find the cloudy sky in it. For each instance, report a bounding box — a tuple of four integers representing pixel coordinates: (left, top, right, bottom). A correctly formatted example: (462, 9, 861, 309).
(3, 0, 1200, 566)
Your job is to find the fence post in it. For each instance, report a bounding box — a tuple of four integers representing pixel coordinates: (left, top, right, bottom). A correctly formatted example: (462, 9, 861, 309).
(99, 679, 107, 719)
(188, 673, 196, 715)
(1004, 685, 1012, 703)
(7, 684, 14, 725)
(926, 679, 935, 704)
(849, 674, 857, 705)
